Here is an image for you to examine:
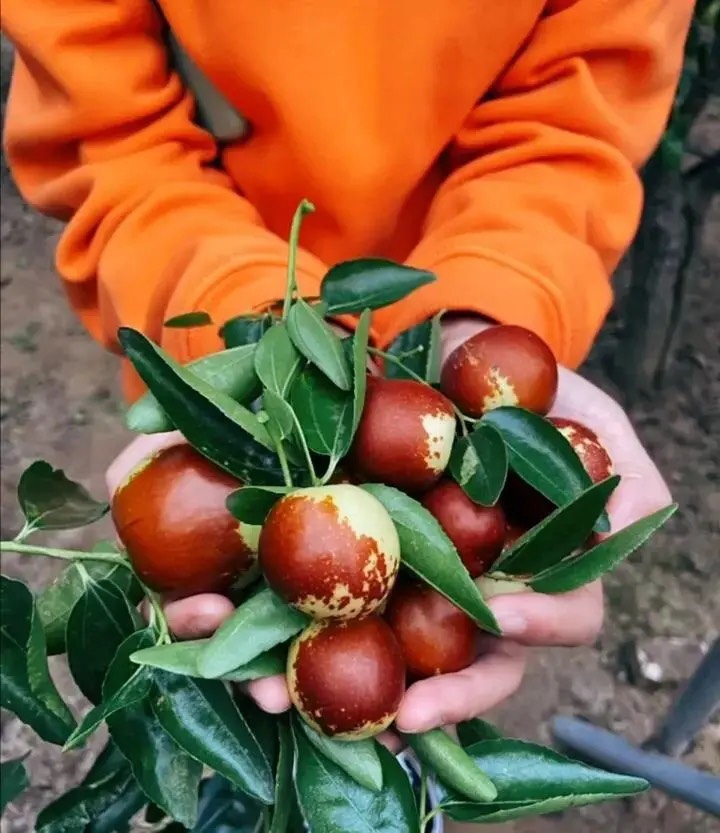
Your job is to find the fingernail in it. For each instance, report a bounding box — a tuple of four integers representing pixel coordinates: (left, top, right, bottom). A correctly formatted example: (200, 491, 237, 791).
(492, 610, 527, 637)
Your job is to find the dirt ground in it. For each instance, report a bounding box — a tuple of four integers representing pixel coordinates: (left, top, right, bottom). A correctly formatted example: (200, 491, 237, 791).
(1, 40, 718, 833)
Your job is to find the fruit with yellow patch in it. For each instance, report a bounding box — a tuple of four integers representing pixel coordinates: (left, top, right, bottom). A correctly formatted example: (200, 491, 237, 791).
(287, 616, 406, 739)
(258, 485, 400, 620)
(349, 377, 456, 492)
(441, 325, 558, 417)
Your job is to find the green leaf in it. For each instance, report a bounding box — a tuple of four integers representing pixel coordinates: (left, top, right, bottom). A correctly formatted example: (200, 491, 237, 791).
(220, 646, 289, 682)
(295, 715, 383, 792)
(254, 323, 302, 398)
(126, 345, 260, 434)
(38, 550, 140, 656)
(263, 390, 296, 440)
(530, 504, 678, 593)
(0, 758, 29, 812)
(439, 738, 648, 822)
(290, 366, 354, 458)
(105, 630, 202, 828)
(449, 423, 508, 506)
(351, 310, 372, 434)
(189, 775, 262, 833)
(292, 725, 420, 833)
(36, 744, 144, 833)
(383, 313, 443, 383)
(482, 407, 609, 533)
(287, 300, 352, 390)
(220, 313, 274, 348)
(198, 587, 308, 679)
(226, 486, 289, 525)
(0, 576, 76, 745)
(151, 672, 274, 805)
(17, 461, 108, 533)
(496, 477, 620, 576)
(118, 328, 301, 486)
(360, 485, 500, 634)
(66, 576, 140, 704)
(321, 259, 435, 315)
(164, 311, 213, 328)
(269, 721, 294, 833)
(456, 719, 504, 747)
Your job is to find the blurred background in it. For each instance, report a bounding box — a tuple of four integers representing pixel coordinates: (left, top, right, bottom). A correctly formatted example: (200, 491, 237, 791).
(1, 8, 718, 833)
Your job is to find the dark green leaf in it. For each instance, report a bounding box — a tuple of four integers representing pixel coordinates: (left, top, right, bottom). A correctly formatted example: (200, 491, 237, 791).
(482, 407, 609, 533)
(36, 744, 144, 833)
(290, 367, 354, 458)
(198, 587, 308, 678)
(17, 461, 108, 533)
(226, 486, 289, 525)
(293, 725, 419, 833)
(496, 476, 619, 576)
(38, 550, 140, 656)
(530, 504, 678, 593)
(351, 310, 372, 434)
(361, 485, 500, 634)
(164, 311, 213, 328)
(151, 672, 274, 804)
(287, 301, 351, 390)
(269, 721, 293, 833)
(0, 758, 29, 812)
(0, 576, 76, 745)
(439, 738, 648, 822)
(190, 775, 261, 833)
(254, 323, 302, 398)
(66, 576, 140, 704)
(321, 259, 435, 315)
(383, 320, 433, 382)
(126, 345, 260, 434)
(263, 390, 295, 440)
(456, 719, 504, 747)
(118, 328, 280, 483)
(105, 630, 202, 828)
(295, 715, 383, 792)
(220, 314, 274, 348)
(449, 424, 508, 506)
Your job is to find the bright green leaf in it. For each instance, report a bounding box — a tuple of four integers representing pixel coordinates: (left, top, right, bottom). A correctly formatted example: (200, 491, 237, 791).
(286, 301, 352, 390)
(263, 390, 296, 440)
(321, 259, 435, 315)
(290, 367, 354, 458)
(254, 323, 302, 398)
(449, 423, 508, 506)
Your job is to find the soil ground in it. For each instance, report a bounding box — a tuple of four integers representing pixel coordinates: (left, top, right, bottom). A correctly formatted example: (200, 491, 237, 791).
(1, 39, 718, 833)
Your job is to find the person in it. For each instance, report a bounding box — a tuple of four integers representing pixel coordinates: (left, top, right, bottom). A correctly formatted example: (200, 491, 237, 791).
(1, 0, 691, 825)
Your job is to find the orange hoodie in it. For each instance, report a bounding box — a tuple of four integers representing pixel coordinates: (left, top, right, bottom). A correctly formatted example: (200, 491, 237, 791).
(2, 0, 693, 400)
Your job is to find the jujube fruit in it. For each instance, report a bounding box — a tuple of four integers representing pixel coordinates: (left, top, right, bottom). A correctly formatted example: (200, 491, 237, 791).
(441, 325, 558, 417)
(112, 444, 259, 594)
(551, 417, 613, 483)
(349, 377, 456, 492)
(287, 616, 405, 739)
(259, 484, 400, 620)
(421, 480, 506, 577)
(385, 581, 478, 679)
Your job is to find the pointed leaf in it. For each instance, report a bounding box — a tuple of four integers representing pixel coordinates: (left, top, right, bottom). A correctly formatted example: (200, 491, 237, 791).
(0, 758, 29, 812)
(269, 720, 294, 833)
(221, 313, 275, 348)
(164, 311, 213, 328)
(126, 345, 260, 434)
(290, 366, 354, 458)
(263, 390, 295, 440)
(254, 323, 302, 397)
(351, 310, 372, 434)
(384, 317, 442, 383)
(287, 300, 351, 390)
(496, 476, 620, 576)
(226, 486, 290, 525)
(321, 259, 435, 315)
(0, 576, 76, 745)
(198, 587, 308, 678)
(456, 719, 505, 747)
(530, 504, 678, 593)
(449, 423, 508, 506)
(361, 485, 500, 634)
(17, 461, 108, 532)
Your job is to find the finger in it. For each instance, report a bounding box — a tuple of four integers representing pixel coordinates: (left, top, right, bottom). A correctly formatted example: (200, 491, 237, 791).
(395, 641, 527, 733)
(163, 593, 235, 639)
(105, 431, 184, 496)
(488, 582, 604, 647)
(245, 674, 292, 714)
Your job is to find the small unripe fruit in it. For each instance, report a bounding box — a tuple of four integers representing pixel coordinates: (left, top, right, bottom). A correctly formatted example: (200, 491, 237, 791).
(441, 325, 558, 417)
(259, 485, 400, 620)
(349, 377, 456, 492)
(421, 480, 506, 577)
(112, 444, 259, 594)
(550, 418, 613, 483)
(288, 616, 405, 739)
(385, 582, 477, 679)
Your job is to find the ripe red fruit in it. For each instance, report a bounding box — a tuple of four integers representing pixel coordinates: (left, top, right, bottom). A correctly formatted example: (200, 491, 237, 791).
(441, 325, 558, 417)
(288, 616, 406, 739)
(259, 485, 400, 620)
(421, 480, 506, 577)
(385, 582, 478, 679)
(550, 418, 613, 483)
(349, 377, 456, 492)
(112, 444, 259, 594)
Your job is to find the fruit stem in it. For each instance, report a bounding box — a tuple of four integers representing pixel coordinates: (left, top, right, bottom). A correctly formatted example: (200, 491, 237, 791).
(289, 411, 320, 486)
(419, 761, 429, 821)
(421, 806, 442, 831)
(282, 199, 316, 320)
(270, 432, 295, 489)
(367, 347, 429, 385)
(146, 588, 171, 644)
(0, 540, 131, 567)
